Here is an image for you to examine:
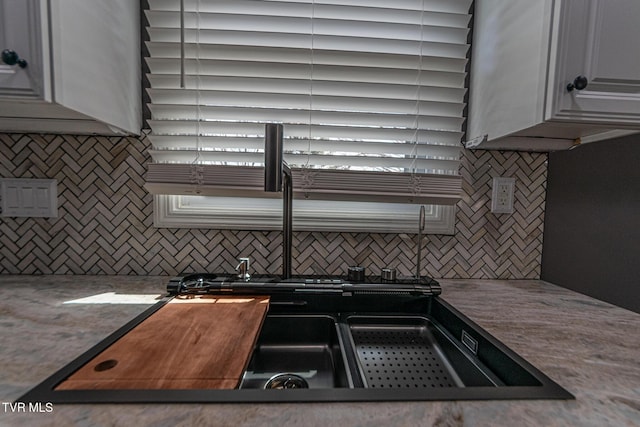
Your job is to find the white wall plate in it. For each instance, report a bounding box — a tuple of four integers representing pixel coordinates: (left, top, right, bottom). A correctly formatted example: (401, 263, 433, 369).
(0, 178, 58, 218)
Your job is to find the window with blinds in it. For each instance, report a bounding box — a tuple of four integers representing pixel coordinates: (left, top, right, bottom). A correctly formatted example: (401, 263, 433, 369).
(144, 0, 471, 232)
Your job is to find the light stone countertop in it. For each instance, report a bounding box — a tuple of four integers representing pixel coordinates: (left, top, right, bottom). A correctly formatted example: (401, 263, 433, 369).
(0, 276, 638, 427)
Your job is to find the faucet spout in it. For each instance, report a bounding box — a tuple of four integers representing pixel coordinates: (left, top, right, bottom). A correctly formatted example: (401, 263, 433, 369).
(264, 123, 293, 280)
(264, 124, 284, 192)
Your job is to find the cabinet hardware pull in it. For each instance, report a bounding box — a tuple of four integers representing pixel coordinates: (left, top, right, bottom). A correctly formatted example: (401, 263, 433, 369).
(567, 75, 588, 92)
(1, 49, 28, 68)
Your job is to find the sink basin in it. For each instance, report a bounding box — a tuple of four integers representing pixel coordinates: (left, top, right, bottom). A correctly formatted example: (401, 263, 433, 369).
(237, 308, 546, 396)
(239, 315, 352, 389)
(18, 277, 573, 403)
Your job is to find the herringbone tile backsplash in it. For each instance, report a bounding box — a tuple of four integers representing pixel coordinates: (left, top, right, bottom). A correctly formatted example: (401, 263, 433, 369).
(0, 133, 547, 278)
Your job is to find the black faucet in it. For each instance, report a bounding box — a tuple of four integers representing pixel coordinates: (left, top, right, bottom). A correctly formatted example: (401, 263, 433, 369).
(264, 123, 292, 280)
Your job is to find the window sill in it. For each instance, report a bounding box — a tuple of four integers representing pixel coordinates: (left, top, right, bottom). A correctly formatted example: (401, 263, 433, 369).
(153, 195, 455, 234)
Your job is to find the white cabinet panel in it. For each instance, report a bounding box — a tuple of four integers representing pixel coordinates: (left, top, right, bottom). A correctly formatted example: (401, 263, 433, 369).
(552, 0, 640, 124)
(0, 0, 141, 135)
(0, 0, 45, 98)
(468, 0, 640, 151)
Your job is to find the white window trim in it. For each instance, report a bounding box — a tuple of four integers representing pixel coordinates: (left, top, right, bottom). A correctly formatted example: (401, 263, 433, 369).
(154, 195, 455, 234)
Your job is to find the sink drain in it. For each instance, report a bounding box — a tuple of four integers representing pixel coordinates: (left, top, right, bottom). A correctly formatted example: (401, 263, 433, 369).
(264, 373, 309, 389)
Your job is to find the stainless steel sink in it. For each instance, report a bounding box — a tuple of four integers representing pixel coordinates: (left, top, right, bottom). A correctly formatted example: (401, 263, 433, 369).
(240, 315, 352, 389)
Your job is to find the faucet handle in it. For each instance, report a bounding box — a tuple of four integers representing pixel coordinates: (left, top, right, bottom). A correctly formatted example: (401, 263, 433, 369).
(236, 257, 251, 281)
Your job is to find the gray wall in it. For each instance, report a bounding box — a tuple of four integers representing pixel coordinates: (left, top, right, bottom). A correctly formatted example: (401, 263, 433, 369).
(542, 134, 640, 313)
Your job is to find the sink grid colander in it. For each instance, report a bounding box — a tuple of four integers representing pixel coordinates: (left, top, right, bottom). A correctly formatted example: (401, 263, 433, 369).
(349, 325, 458, 389)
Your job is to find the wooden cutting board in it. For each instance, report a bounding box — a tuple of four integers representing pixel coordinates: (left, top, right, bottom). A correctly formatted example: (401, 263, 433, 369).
(56, 295, 270, 390)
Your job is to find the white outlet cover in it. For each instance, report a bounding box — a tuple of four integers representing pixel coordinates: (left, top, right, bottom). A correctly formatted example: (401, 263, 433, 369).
(0, 178, 58, 218)
(491, 177, 515, 214)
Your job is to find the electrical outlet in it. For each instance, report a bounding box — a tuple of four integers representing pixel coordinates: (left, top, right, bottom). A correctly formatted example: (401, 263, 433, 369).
(491, 177, 515, 214)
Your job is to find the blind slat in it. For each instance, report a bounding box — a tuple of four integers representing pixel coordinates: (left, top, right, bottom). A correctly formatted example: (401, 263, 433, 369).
(147, 120, 464, 146)
(149, 135, 463, 158)
(149, 0, 472, 27)
(145, 57, 466, 87)
(147, 89, 465, 116)
(149, 150, 460, 172)
(146, 11, 470, 45)
(145, 49, 468, 73)
(149, 0, 472, 15)
(148, 76, 466, 103)
(147, 29, 470, 58)
(148, 105, 465, 131)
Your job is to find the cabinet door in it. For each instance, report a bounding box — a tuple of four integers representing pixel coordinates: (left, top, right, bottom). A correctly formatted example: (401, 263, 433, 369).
(550, 0, 640, 125)
(0, 0, 44, 98)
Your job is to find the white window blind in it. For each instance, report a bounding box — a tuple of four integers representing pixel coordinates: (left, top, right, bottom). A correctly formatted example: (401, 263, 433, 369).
(144, 0, 470, 205)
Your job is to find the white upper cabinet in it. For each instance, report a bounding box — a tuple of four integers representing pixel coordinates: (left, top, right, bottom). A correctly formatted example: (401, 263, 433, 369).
(551, 1, 640, 124)
(0, 1, 45, 99)
(467, 0, 640, 151)
(0, 0, 141, 135)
